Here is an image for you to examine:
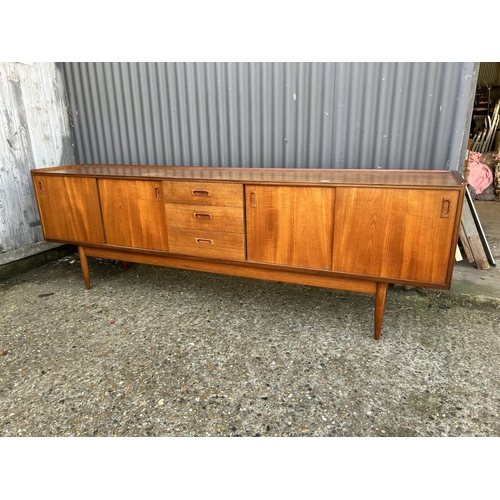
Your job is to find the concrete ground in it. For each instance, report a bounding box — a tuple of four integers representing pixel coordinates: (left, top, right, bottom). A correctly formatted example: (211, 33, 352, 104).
(451, 200, 500, 299)
(0, 201, 499, 437)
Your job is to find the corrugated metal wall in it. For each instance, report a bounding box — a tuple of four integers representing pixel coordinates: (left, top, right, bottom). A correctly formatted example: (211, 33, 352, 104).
(62, 62, 478, 172)
(0, 62, 75, 257)
(478, 62, 500, 86)
(478, 62, 500, 109)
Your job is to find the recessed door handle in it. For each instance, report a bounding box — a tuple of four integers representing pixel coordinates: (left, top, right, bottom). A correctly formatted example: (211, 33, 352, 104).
(250, 190, 256, 208)
(196, 238, 214, 245)
(441, 197, 451, 218)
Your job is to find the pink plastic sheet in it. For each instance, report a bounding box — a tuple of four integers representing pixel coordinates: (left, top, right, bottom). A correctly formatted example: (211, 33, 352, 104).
(467, 152, 493, 195)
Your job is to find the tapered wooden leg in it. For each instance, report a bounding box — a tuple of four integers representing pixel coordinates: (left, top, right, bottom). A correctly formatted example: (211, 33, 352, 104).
(78, 245, 91, 289)
(374, 282, 388, 340)
(122, 261, 129, 271)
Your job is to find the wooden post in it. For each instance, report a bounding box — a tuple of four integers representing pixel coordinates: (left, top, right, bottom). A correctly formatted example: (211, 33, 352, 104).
(461, 199, 490, 270)
(459, 224, 475, 263)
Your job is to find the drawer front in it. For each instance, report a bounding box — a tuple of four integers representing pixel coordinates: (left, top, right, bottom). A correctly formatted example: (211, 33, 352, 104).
(163, 181, 243, 206)
(168, 227, 245, 261)
(165, 203, 244, 233)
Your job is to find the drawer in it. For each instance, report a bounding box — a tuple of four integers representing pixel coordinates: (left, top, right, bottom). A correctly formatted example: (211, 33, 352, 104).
(168, 227, 245, 261)
(163, 181, 243, 206)
(165, 203, 244, 233)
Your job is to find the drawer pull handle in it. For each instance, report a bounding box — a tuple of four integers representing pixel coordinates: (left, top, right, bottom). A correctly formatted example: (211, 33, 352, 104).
(192, 189, 210, 197)
(194, 213, 213, 220)
(196, 238, 214, 245)
(250, 190, 256, 207)
(441, 197, 451, 218)
(154, 186, 161, 202)
(38, 181, 44, 194)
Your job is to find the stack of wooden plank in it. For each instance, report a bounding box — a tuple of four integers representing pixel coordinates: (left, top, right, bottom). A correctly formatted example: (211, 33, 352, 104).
(457, 188, 495, 270)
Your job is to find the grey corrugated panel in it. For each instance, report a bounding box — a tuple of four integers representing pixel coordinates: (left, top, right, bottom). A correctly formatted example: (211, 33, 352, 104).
(62, 62, 477, 171)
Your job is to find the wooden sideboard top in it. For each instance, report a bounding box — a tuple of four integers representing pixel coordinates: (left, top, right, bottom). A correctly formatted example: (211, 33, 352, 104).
(32, 164, 465, 188)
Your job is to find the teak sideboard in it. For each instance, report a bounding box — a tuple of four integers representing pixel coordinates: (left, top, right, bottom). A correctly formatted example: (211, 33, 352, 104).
(31, 165, 466, 339)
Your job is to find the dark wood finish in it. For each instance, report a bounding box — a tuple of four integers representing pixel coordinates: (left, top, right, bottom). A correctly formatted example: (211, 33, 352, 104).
(333, 188, 461, 286)
(246, 185, 335, 270)
(32, 165, 466, 340)
(98, 179, 169, 251)
(32, 175, 105, 244)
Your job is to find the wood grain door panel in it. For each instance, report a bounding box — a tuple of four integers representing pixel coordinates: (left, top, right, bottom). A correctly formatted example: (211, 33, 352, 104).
(33, 175, 105, 244)
(246, 185, 335, 270)
(333, 187, 460, 284)
(98, 179, 168, 251)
